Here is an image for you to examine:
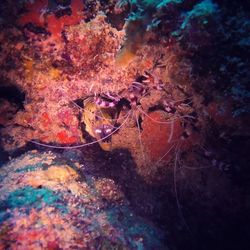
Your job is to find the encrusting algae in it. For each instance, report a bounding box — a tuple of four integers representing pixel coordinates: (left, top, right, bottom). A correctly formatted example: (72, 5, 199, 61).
(0, 151, 165, 249)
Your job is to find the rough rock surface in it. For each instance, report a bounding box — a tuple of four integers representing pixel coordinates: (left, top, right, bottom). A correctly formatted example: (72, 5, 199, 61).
(0, 150, 165, 249)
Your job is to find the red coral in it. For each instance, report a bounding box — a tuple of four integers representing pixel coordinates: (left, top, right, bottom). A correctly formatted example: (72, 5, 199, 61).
(47, 0, 84, 41)
(18, 0, 47, 26)
(142, 111, 184, 163)
(41, 112, 51, 128)
(18, 0, 84, 41)
(47, 241, 60, 250)
(142, 111, 201, 165)
(57, 130, 78, 144)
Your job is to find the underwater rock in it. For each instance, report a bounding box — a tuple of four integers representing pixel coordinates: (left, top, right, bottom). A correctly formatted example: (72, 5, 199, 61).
(0, 150, 165, 249)
(0, 99, 18, 126)
(117, 0, 218, 64)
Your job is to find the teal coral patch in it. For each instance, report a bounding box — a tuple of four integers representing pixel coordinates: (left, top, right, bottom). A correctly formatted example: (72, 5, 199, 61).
(5, 186, 67, 212)
(15, 164, 43, 173)
(180, 0, 218, 30)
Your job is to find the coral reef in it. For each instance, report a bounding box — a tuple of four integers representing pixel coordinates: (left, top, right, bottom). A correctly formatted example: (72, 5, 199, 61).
(0, 0, 249, 249)
(116, 0, 218, 64)
(0, 0, 248, 183)
(0, 0, 205, 178)
(0, 151, 165, 249)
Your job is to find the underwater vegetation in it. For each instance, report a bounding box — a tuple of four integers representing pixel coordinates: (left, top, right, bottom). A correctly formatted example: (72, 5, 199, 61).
(0, 0, 249, 249)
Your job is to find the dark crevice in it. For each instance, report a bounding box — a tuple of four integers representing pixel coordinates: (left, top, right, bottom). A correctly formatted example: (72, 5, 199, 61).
(0, 83, 26, 166)
(0, 84, 25, 110)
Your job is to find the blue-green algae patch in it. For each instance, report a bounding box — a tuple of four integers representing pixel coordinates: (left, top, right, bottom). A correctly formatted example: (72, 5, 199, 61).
(180, 0, 218, 30)
(14, 158, 52, 173)
(5, 186, 67, 213)
(15, 164, 43, 173)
